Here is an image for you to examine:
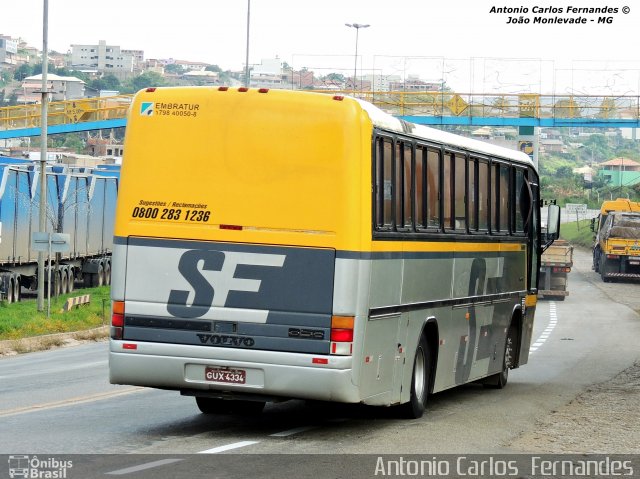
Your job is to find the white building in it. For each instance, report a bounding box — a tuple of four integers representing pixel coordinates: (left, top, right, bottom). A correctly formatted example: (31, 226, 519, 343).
(0, 35, 18, 66)
(247, 58, 288, 88)
(19, 74, 85, 102)
(70, 40, 138, 79)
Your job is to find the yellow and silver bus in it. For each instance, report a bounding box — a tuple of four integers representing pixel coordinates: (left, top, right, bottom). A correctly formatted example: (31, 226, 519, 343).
(109, 87, 558, 418)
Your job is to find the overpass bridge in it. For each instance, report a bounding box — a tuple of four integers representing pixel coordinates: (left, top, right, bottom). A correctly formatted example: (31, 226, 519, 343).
(1, 90, 640, 139)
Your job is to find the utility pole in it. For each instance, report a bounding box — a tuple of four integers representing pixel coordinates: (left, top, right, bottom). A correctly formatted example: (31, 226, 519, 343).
(37, 0, 49, 311)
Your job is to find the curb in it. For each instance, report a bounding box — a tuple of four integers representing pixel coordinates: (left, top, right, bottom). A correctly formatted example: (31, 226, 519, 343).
(0, 326, 109, 357)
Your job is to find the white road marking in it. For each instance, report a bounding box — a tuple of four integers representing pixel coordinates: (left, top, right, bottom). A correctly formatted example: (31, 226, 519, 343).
(529, 301, 558, 354)
(106, 459, 183, 475)
(270, 426, 316, 437)
(198, 440, 260, 454)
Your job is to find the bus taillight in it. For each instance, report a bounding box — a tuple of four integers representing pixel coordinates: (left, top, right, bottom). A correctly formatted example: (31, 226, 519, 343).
(111, 301, 125, 340)
(330, 315, 354, 355)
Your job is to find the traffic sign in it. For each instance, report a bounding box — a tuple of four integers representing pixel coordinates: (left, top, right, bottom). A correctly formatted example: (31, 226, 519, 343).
(565, 203, 587, 215)
(31, 232, 71, 253)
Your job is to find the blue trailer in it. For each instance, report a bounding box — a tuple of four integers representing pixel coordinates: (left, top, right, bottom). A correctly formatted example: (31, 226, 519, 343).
(0, 158, 118, 302)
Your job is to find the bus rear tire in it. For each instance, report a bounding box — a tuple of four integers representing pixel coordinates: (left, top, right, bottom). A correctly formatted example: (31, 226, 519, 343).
(195, 397, 265, 416)
(195, 397, 229, 414)
(229, 400, 265, 415)
(484, 323, 516, 389)
(399, 336, 430, 419)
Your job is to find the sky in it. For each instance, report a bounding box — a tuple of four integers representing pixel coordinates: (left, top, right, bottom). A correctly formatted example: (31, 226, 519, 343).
(2, 0, 640, 94)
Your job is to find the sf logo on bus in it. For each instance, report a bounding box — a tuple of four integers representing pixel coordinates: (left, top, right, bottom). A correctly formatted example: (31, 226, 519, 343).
(167, 250, 286, 318)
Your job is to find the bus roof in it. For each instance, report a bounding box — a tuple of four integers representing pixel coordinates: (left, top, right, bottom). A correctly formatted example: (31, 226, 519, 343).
(355, 97, 535, 169)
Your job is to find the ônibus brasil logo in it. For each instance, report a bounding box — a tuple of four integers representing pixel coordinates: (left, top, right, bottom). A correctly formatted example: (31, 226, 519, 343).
(140, 102, 154, 116)
(8, 455, 73, 478)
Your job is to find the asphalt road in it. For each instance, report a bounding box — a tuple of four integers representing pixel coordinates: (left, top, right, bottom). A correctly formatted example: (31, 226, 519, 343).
(1, 249, 639, 477)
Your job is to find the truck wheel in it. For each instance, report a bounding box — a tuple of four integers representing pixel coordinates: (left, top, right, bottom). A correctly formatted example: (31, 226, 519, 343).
(600, 256, 612, 283)
(83, 272, 93, 288)
(96, 264, 104, 287)
(104, 262, 111, 285)
(13, 277, 20, 302)
(67, 270, 75, 293)
(399, 336, 430, 419)
(49, 275, 61, 296)
(5, 278, 14, 304)
(60, 270, 69, 295)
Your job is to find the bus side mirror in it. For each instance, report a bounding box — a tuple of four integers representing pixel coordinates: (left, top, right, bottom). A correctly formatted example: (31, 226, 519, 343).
(546, 204, 560, 241)
(590, 218, 596, 232)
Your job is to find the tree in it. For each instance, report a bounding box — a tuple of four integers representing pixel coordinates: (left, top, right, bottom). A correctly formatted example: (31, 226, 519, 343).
(205, 64, 222, 73)
(0, 70, 12, 86)
(121, 72, 166, 93)
(62, 134, 85, 153)
(556, 166, 575, 178)
(165, 63, 186, 75)
(325, 73, 346, 83)
(14, 63, 33, 81)
(89, 74, 121, 92)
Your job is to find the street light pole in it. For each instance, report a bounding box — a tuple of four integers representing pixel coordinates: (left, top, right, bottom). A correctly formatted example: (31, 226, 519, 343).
(345, 23, 369, 92)
(37, 0, 49, 311)
(244, 0, 251, 88)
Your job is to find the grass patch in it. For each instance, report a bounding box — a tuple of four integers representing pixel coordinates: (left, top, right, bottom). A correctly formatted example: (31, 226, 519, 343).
(560, 219, 596, 249)
(0, 286, 110, 341)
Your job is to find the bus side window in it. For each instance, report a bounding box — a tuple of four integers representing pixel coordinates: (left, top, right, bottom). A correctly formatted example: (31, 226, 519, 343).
(514, 168, 527, 233)
(375, 137, 394, 229)
(468, 157, 477, 232)
(492, 162, 510, 233)
(402, 143, 413, 229)
(499, 164, 510, 233)
(478, 160, 489, 231)
(415, 146, 425, 229)
(454, 153, 466, 231)
(426, 149, 440, 229)
(443, 152, 453, 230)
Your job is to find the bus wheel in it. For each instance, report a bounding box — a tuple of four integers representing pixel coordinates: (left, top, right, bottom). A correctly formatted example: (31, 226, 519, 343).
(400, 336, 430, 419)
(195, 397, 230, 414)
(485, 323, 516, 389)
(229, 400, 266, 416)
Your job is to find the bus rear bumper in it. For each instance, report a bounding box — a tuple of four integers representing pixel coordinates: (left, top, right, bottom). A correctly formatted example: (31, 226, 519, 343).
(109, 341, 360, 403)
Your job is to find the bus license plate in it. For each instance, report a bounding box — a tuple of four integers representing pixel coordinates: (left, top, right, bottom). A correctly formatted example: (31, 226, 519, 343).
(629, 260, 640, 266)
(205, 367, 246, 384)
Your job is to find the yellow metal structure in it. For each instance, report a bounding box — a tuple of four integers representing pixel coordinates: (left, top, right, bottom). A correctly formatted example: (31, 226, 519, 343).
(0, 95, 132, 131)
(318, 91, 640, 121)
(1, 91, 640, 136)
